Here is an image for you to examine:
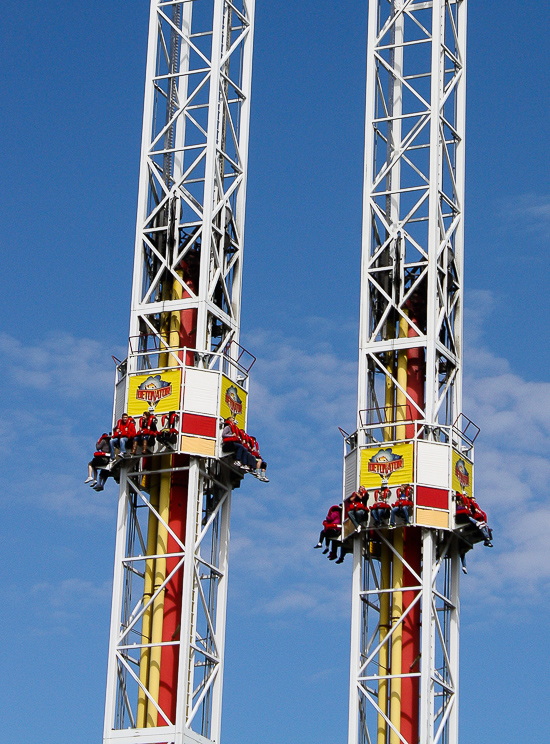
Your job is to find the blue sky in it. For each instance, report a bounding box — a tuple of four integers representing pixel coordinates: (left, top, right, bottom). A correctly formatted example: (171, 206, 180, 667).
(1, 0, 550, 742)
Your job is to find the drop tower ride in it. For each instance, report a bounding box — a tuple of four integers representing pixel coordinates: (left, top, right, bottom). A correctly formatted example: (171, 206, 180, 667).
(102, 1, 255, 743)
(342, 1, 482, 743)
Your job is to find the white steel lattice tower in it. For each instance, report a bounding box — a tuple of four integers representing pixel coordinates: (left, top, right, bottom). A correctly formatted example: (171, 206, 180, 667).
(341, 2, 483, 744)
(103, 1, 255, 743)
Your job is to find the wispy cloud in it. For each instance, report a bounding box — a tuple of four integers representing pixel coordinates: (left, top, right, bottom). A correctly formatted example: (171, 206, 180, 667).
(0, 332, 118, 398)
(3, 308, 549, 624)
(462, 292, 550, 612)
(499, 194, 550, 242)
(235, 299, 550, 621)
(29, 578, 112, 633)
(0, 331, 117, 519)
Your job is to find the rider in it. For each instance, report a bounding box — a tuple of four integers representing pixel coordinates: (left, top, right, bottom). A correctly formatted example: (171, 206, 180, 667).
(110, 413, 136, 459)
(221, 416, 249, 468)
(85, 432, 111, 487)
(390, 484, 413, 526)
(314, 504, 342, 557)
(346, 486, 369, 528)
(132, 410, 158, 455)
(370, 485, 392, 527)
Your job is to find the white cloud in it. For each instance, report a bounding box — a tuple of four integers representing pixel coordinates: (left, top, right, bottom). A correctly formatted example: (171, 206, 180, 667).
(0, 331, 117, 398)
(460, 292, 550, 612)
(0, 331, 118, 519)
(32, 577, 111, 608)
(501, 194, 550, 225)
(233, 303, 550, 620)
(29, 578, 112, 632)
(4, 310, 549, 623)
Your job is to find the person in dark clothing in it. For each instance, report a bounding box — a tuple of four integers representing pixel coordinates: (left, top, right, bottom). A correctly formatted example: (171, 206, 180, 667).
(221, 417, 249, 468)
(390, 484, 413, 526)
(85, 433, 111, 487)
(132, 411, 158, 455)
(370, 486, 391, 527)
(347, 486, 369, 528)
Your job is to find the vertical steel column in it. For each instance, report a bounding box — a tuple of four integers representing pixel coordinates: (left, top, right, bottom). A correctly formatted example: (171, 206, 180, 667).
(448, 539, 461, 744)
(349, 0, 467, 743)
(348, 537, 363, 744)
(103, 0, 255, 742)
(419, 530, 434, 744)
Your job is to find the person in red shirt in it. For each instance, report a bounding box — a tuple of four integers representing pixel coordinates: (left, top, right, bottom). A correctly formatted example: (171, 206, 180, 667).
(132, 410, 158, 455)
(314, 504, 342, 553)
(390, 484, 413, 526)
(221, 417, 249, 468)
(370, 485, 391, 527)
(110, 413, 137, 459)
(85, 432, 111, 486)
(455, 492, 493, 548)
(248, 434, 269, 481)
(469, 496, 493, 547)
(346, 486, 369, 528)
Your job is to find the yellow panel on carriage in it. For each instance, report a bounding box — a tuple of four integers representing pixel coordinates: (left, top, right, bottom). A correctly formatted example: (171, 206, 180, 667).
(126, 369, 182, 417)
(359, 442, 414, 489)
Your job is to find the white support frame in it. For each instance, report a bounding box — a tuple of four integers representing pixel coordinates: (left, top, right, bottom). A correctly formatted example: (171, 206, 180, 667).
(349, 530, 460, 744)
(357, 0, 467, 432)
(103, 458, 234, 744)
(128, 0, 255, 364)
(349, 1, 467, 743)
(104, 1, 255, 742)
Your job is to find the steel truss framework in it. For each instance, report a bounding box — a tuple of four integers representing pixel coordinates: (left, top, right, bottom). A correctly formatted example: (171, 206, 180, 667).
(129, 0, 255, 359)
(358, 0, 467, 428)
(104, 458, 232, 744)
(349, 530, 460, 744)
(350, 1, 468, 743)
(104, 1, 255, 743)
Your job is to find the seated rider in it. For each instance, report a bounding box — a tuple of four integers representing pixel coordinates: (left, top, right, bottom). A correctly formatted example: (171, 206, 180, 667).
(247, 433, 269, 480)
(347, 486, 369, 528)
(93, 461, 124, 491)
(238, 428, 257, 471)
(390, 484, 413, 527)
(469, 496, 493, 547)
(132, 410, 158, 455)
(314, 504, 347, 564)
(157, 411, 179, 448)
(370, 485, 392, 527)
(85, 433, 111, 487)
(221, 416, 249, 468)
(110, 413, 137, 459)
(455, 491, 470, 522)
(314, 504, 341, 552)
(455, 492, 493, 548)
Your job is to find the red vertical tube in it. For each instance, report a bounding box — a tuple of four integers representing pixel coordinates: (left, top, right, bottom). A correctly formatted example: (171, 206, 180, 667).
(405, 304, 425, 439)
(400, 528, 421, 744)
(179, 253, 199, 365)
(158, 458, 189, 724)
(158, 256, 198, 724)
(402, 297, 424, 742)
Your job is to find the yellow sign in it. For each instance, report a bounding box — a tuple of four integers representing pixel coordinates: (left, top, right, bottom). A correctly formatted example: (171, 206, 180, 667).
(127, 369, 182, 416)
(452, 450, 473, 499)
(360, 443, 414, 490)
(220, 375, 247, 429)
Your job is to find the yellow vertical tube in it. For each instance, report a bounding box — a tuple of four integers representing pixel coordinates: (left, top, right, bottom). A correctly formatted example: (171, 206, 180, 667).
(136, 481, 160, 727)
(396, 313, 408, 440)
(389, 530, 404, 744)
(377, 541, 391, 744)
(144, 270, 183, 725)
